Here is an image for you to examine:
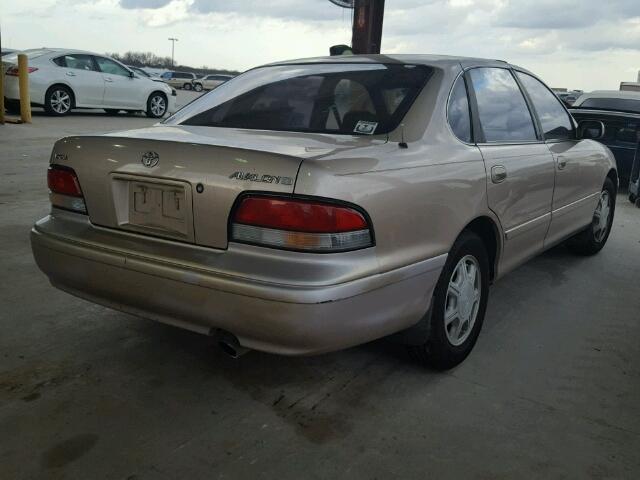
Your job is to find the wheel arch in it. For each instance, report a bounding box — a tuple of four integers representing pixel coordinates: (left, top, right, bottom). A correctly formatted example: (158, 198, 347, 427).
(606, 168, 618, 192)
(459, 216, 502, 283)
(46, 83, 76, 108)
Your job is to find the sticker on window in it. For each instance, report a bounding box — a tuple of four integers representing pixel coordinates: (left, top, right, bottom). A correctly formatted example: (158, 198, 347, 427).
(354, 120, 378, 135)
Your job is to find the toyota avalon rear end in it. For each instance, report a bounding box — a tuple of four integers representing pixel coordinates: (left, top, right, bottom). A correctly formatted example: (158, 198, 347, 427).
(31, 58, 445, 356)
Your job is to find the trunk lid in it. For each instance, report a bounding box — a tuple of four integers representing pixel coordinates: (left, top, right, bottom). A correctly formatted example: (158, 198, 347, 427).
(52, 125, 384, 249)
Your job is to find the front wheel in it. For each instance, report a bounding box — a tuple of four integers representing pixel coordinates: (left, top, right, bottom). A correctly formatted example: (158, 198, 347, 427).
(567, 177, 616, 255)
(145, 93, 167, 118)
(193, 83, 203, 92)
(408, 231, 490, 369)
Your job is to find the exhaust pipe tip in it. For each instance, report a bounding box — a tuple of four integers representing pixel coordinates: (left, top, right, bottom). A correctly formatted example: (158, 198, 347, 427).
(215, 331, 250, 359)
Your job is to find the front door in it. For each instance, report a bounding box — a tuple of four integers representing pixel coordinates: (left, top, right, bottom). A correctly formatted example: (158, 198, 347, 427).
(514, 70, 604, 246)
(94, 56, 144, 109)
(468, 67, 555, 275)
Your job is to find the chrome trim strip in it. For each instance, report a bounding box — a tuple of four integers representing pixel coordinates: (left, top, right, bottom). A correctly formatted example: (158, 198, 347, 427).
(552, 191, 600, 217)
(504, 212, 551, 240)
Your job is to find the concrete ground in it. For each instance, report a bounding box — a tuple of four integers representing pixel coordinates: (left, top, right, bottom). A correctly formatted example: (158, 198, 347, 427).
(1, 95, 639, 480)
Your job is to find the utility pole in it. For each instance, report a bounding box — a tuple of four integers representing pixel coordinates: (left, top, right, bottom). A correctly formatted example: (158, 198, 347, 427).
(168, 37, 178, 68)
(351, 0, 385, 54)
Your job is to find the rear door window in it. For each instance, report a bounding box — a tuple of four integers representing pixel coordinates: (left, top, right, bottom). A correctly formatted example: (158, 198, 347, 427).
(54, 54, 97, 71)
(447, 75, 472, 143)
(469, 67, 537, 142)
(516, 71, 573, 140)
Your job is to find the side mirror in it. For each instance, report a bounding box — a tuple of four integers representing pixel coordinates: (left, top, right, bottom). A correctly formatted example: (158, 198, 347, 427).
(129, 70, 135, 78)
(578, 120, 605, 140)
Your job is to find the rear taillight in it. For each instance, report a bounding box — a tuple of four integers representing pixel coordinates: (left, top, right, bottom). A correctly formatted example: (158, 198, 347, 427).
(5, 66, 38, 76)
(47, 165, 87, 213)
(230, 195, 373, 252)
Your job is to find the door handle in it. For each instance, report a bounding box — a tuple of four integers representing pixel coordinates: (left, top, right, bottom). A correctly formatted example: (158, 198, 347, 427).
(491, 165, 507, 184)
(557, 156, 567, 170)
(66, 71, 76, 77)
(105, 77, 113, 83)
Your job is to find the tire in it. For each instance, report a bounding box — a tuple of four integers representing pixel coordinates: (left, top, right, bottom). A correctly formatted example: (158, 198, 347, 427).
(145, 92, 167, 118)
(5, 99, 20, 115)
(629, 193, 637, 204)
(104, 109, 121, 115)
(567, 177, 616, 256)
(408, 231, 490, 370)
(183, 83, 192, 91)
(193, 83, 203, 92)
(44, 85, 73, 116)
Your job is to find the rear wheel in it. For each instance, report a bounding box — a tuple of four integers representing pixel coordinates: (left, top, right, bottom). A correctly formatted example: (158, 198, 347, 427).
(44, 85, 73, 116)
(408, 231, 490, 369)
(183, 83, 192, 91)
(146, 92, 167, 118)
(567, 177, 616, 255)
(629, 193, 637, 204)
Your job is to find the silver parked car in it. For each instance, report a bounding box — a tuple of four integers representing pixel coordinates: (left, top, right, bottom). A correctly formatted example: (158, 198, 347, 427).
(31, 55, 617, 368)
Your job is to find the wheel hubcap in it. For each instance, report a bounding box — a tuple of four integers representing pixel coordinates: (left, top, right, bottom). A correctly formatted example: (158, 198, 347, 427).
(151, 96, 166, 116)
(51, 90, 71, 113)
(593, 190, 611, 242)
(445, 255, 481, 346)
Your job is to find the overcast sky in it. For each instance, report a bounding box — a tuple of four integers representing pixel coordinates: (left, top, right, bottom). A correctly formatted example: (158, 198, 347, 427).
(3, 0, 640, 91)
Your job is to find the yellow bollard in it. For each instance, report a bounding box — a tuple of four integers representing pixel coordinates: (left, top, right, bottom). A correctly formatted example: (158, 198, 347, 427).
(0, 62, 4, 125)
(18, 53, 32, 124)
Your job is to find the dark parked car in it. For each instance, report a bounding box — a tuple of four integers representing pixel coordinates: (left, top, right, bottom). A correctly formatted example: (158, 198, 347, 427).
(571, 91, 640, 188)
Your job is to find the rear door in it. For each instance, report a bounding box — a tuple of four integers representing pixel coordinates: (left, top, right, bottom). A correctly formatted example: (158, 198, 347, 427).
(94, 56, 145, 109)
(53, 54, 104, 107)
(515, 71, 603, 246)
(467, 66, 555, 274)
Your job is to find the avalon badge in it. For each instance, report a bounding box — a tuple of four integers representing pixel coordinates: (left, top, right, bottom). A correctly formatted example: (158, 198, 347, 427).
(141, 151, 159, 168)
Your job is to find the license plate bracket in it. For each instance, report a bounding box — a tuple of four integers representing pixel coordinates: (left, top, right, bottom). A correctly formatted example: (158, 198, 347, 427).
(111, 175, 195, 242)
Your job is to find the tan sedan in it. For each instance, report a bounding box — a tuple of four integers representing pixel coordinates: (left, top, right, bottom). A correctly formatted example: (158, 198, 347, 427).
(31, 55, 617, 368)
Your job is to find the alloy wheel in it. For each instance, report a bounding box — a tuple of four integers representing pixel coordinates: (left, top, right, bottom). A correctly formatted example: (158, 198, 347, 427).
(444, 255, 481, 346)
(593, 190, 611, 243)
(150, 96, 166, 117)
(50, 90, 71, 114)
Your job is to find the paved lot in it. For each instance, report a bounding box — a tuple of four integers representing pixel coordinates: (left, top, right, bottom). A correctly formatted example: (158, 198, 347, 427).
(1, 99, 639, 479)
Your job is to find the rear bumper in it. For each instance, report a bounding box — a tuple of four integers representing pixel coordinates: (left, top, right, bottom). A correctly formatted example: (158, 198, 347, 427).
(31, 211, 446, 355)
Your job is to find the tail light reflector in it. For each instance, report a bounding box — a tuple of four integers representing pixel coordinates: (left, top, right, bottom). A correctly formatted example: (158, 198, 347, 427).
(231, 195, 373, 252)
(47, 165, 87, 213)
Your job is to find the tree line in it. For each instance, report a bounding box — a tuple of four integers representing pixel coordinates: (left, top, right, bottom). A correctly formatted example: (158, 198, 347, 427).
(107, 51, 240, 76)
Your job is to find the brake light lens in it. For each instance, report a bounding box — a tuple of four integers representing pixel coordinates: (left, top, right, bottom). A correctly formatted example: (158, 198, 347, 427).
(47, 165, 87, 213)
(231, 195, 373, 252)
(5, 66, 38, 76)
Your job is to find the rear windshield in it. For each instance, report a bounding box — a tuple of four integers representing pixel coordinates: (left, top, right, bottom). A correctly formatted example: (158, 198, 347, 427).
(168, 63, 433, 135)
(578, 97, 640, 113)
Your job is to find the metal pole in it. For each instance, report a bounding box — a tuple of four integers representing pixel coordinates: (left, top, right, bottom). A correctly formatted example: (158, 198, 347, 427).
(168, 38, 178, 68)
(351, 0, 385, 54)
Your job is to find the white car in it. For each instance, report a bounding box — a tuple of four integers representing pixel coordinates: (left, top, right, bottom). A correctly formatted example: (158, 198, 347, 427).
(2, 49, 176, 117)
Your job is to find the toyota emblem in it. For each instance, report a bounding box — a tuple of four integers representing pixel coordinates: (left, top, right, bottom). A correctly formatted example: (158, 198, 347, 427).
(141, 151, 159, 168)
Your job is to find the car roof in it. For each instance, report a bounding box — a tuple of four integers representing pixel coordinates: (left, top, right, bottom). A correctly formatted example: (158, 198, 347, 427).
(264, 53, 518, 70)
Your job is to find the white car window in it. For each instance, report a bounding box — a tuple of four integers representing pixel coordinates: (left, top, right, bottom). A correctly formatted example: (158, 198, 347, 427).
(55, 54, 97, 71)
(95, 57, 130, 77)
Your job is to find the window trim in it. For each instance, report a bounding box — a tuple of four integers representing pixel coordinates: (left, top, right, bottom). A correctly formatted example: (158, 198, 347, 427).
(513, 68, 577, 143)
(463, 66, 544, 146)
